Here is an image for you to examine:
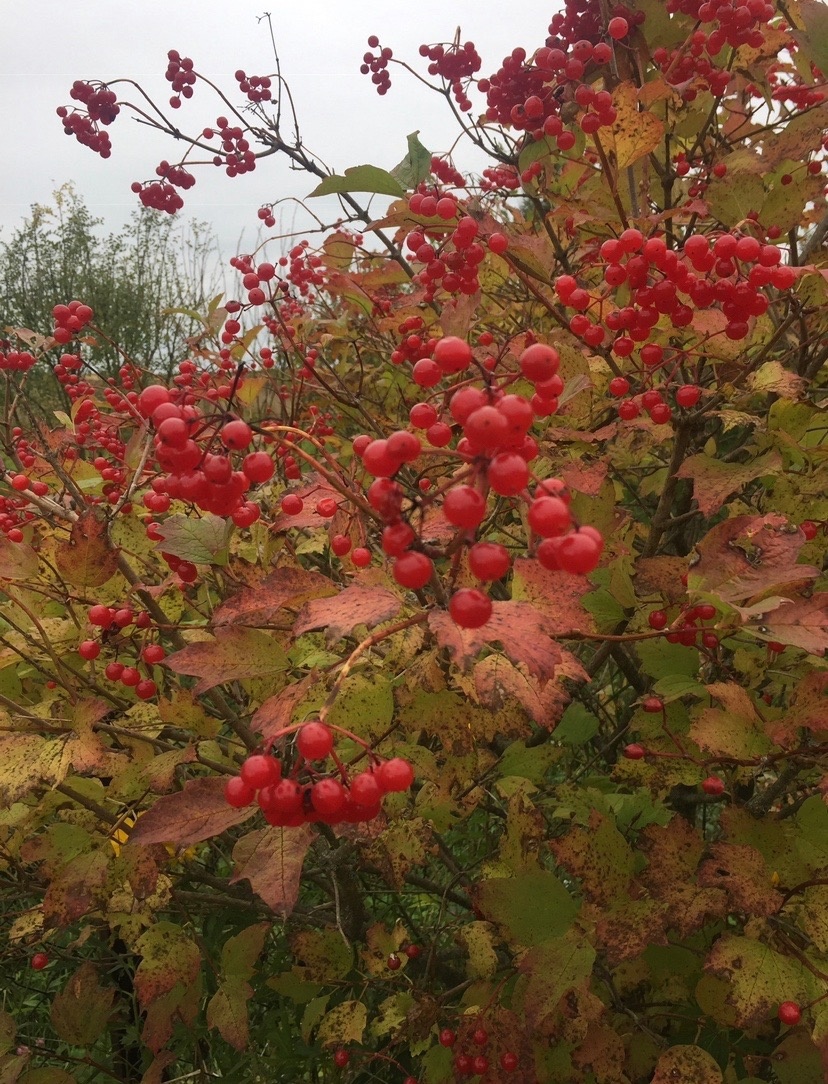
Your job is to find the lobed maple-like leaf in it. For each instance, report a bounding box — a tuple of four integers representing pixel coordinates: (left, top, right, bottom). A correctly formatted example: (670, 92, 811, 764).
(211, 564, 336, 627)
(293, 581, 401, 642)
(689, 514, 818, 605)
(134, 921, 201, 1010)
(742, 592, 828, 657)
(230, 824, 314, 916)
(163, 626, 290, 694)
(473, 650, 588, 730)
(676, 451, 782, 517)
(697, 843, 783, 918)
(154, 513, 231, 566)
(50, 962, 115, 1048)
(55, 510, 120, 587)
(128, 777, 256, 846)
(429, 601, 563, 681)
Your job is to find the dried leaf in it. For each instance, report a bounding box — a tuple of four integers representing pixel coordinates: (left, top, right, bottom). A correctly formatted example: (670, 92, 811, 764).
(608, 81, 665, 168)
(129, 777, 256, 847)
(230, 824, 314, 915)
(252, 674, 318, 744)
(293, 582, 402, 642)
(697, 843, 783, 917)
(50, 963, 115, 1047)
(0, 536, 39, 581)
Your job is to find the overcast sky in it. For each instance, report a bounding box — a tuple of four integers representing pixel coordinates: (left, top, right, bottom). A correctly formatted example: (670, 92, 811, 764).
(1, 1, 554, 265)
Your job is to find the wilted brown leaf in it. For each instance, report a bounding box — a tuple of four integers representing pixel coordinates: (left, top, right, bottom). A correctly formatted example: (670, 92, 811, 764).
(163, 627, 290, 694)
(677, 451, 782, 517)
(212, 564, 336, 626)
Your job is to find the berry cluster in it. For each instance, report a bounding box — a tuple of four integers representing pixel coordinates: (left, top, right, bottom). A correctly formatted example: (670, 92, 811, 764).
(418, 41, 482, 112)
(430, 155, 467, 189)
(56, 81, 119, 157)
(648, 602, 719, 650)
(224, 721, 415, 827)
(405, 195, 486, 300)
(130, 181, 184, 214)
(165, 49, 196, 108)
(437, 1025, 519, 1076)
(83, 604, 162, 700)
(201, 117, 256, 178)
(234, 69, 273, 103)
(348, 339, 603, 627)
(0, 348, 36, 372)
(360, 36, 393, 95)
(52, 300, 94, 345)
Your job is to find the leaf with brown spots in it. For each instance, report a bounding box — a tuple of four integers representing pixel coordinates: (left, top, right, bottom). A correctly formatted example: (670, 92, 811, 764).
(651, 1045, 723, 1084)
(607, 81, 665, 168)
(163, 627, 290, 694)
(697, 843, 783, 917)
(549, 811, 635, 906)
(742, 593, 828, 657)
(55, 511, 119, 587)
(429, 601, 564, 681)
(676, 451, 782, 517)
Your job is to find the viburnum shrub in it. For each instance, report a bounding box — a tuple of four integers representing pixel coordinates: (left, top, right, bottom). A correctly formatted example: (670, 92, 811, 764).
(1, 3, 827, 1081)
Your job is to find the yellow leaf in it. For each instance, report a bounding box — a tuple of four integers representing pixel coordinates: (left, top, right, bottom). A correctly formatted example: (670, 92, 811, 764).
(607, 81, 665, 168)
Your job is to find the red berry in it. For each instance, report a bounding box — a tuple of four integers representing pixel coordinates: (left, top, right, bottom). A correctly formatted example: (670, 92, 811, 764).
(351, 547, 372, 568)
(242, 451, 274, 483)
(468, 541, 511, 581)
(449, 588, 492, 629)
(281, 494, 303, 516)
(642, 696, 664, 713)
(778, 1001, 801, 1026)
(500, 1052, 519, 1071)
(387, 953, 401, 970)
(444, 485, 487, 529)
(701, 776, 725, 796)
(519, 342, 560, 383)
(241, 754, 282, 789)
(608, 15, 629, 38)
(472, 1027, 489, 1046)
(135, 679, 157, 700)
(405, 943, 422, 958)
(648, 610, 668, 630)
(675, 384, 701, 409)
(220, 418, 253, 450)
(393, 552, 433, 590)
(623, 743, 646, 760)
(297, 722, 334, 760)
(78, 639, 100, 661)
(433, 336, 473, 374)
(224, 776, 256, 808)
(439, 1028, 457, 1047)
(333, 1049, 350, 1068)
(331, 534, 352, 556)
(377, 757, 414, 792)
(31, 952, 49, 970)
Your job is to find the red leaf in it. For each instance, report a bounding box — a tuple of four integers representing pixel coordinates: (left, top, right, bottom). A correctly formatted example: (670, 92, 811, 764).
(473, 651, 587, 728)
(163, 627, 290, 694)
(230, 824, 314, 916)
(429, 599, 575, 681)
(252, 673, 319, 743)
(212, 565, 336, 626)
(269, 476, 347, 532)
(54, 511, 120, 587)
(676, 450, 782, 517)
(510, 559, 596, 634)
(743, 592, 828, 657)
(689, 514, 818, 605)
(293, 582, 402, 642)
(129, 777, 256, 847)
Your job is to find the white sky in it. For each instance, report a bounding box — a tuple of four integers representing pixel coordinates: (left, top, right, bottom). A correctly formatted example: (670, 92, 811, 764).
(1, 0, 556, 264)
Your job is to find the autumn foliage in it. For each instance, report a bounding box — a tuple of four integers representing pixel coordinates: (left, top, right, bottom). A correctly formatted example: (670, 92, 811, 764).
(3, 1, 828, 1082)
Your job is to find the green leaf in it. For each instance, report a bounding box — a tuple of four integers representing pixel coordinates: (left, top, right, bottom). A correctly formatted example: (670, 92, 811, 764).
(652, 674, 705, 701)
(50, 963, 115, 1047)
(792, 0, 828, 81)
(391, 131, 432, 189)
(308, 166, 404, 199)
(154, 513, 232, 566)
(553, 702, 600, 746)
(206, 979, 252, 1051)
(473, 870, 579, 947)
(221, 923, 270, 982)
(316, 1000, 367, 1047)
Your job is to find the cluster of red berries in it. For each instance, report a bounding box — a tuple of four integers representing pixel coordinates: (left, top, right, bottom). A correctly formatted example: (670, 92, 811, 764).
(360, 37, 393, 96)
(418, 41, 481, 112)
(0, 348, 36, 372)
(83, 604, 162, 699)
(234, 69, 273, 103)
(130, 181, 185, 215)
(165, 50, 196, 108)
(223, 721, 414, 827)
(52, 300, 94, 345)
(341, 339, 603, 628)
(438, 1025, 519, 1076)
(201, 117, 256, 178)
(648, 602, 719, 650)
(405, 196, 486, 300)
(139, 392, 272, 522)
(57, 82, 118, 158)
(546, 2, 640, 47)
(429, 155, 466, 189)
